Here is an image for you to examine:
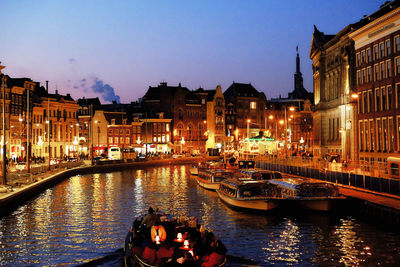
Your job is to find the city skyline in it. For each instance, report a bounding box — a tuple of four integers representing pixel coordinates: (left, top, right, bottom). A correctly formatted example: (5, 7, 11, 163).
(1, 0, 382, 103)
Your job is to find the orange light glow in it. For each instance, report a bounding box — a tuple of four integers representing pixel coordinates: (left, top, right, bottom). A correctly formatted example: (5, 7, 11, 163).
(351, 93, 359, 99)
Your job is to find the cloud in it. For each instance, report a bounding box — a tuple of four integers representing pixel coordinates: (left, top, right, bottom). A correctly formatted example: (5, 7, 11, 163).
(91, 77, 120, 103)
(67, 58, 120, 103)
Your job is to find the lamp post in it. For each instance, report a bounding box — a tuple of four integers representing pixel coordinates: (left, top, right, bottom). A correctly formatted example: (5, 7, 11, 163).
(1, 74, 6, 184)
(247, 119, 250, 140)
(46, 81, 51, 170)
(203, 120, 207, 154)
(180, 137, 185, 154)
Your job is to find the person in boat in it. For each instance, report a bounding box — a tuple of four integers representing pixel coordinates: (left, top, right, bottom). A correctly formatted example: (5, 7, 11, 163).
(141, 207, 160, 228)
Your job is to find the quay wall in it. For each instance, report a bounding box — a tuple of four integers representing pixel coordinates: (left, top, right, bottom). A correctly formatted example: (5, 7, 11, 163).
(256, 160, 400, 226)
(0, 156, 218, 216)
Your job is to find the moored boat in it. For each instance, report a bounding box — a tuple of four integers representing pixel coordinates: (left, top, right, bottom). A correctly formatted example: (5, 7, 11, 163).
(123, 211, 227, 267)
(268, 177, 346, 211)
(217, 177, 282, 212)
(196, 169, 235, 191)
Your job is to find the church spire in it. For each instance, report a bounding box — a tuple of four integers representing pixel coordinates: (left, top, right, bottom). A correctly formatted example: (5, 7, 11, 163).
(296, 45, 300, 74)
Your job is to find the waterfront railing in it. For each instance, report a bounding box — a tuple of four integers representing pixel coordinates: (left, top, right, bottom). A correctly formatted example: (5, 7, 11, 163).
(255, 155, 400, 197)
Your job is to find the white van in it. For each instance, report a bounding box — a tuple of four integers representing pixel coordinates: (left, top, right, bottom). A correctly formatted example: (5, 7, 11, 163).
(108, 147, 121, 160)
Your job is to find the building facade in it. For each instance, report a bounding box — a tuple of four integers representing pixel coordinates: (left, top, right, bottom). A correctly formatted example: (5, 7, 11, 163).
(142, 82, 207, 154)
(205, 85, 226, 151)
(224, 82, 266, 141)
(349, 1, 400, 164)
(310, 25, 358, 161)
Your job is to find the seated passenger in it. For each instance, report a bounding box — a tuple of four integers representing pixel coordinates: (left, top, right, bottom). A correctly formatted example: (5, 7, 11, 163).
(141, 207, 160, 228)
(142, 242, 156, 265)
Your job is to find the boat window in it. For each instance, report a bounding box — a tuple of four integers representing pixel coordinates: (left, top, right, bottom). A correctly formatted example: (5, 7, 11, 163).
(220, 185, 236, 197)
(390, 163, 399, 176)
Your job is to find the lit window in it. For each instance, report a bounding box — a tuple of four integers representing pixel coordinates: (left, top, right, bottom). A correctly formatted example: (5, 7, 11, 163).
(250, 101, 256, 109)
(109, 137, 113, 144)
(166, 124, 169, 132)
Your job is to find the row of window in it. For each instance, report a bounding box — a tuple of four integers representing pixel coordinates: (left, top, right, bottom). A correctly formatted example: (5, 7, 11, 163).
(356, 36, 400, 67)
(31, 125, 77, 143)
(324, 73, 340, 101)
(108, 134, 172, 145)
(358, 116, 400, 153)
(356, 59, 400, 85)
(357, 84, 400, 114)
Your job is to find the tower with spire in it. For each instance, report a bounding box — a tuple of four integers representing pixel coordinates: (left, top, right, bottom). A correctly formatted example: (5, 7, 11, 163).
(289, 46, 313, 101)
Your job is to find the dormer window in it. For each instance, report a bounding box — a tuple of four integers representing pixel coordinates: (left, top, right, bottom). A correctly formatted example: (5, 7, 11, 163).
(111, 119, 116, 125)
(123, 119, 127, 125)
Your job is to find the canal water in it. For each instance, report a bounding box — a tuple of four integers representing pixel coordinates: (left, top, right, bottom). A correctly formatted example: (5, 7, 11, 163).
(1, 165, 400, 266)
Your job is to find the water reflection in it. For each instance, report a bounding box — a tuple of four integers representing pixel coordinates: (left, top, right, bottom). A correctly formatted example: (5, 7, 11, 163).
(0, 165, 399, 266)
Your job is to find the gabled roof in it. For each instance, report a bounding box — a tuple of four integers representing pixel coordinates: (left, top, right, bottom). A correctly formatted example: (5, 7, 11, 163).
(48, 91, 75, 102)
(78, 97, 102, 107)
(223, 82, 262, 98)
(142, 82, 189, 101)
(104, 111, 130, 125)
(310, 25, 335, 58)
(5, 76, 34, 88)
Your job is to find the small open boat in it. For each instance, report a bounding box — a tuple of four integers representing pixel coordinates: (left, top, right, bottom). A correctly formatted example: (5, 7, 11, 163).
(123, 212, 227, 267)
(196, 169, 235, 191)
(268, 177, 346, 211)
(217, 177, 282, 212)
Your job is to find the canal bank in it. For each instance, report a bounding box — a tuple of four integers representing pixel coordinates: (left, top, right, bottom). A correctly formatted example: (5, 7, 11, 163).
(0, 156, 219, 216)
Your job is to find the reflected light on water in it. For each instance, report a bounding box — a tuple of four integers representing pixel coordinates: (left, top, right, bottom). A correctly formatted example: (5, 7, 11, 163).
(0, 165, 400, 266)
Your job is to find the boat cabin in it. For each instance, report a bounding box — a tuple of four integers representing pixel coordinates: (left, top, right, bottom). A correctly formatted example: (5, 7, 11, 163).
(219, 179, 281, 199)
(237, 170, 283, 180)
(268, 178, 340, 198)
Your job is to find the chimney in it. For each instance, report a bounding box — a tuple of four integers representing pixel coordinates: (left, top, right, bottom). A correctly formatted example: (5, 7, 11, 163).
(55, 90, 58, 95)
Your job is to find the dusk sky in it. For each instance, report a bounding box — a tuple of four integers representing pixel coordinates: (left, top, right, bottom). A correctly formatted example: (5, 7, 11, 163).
(1, 1, 383, 103)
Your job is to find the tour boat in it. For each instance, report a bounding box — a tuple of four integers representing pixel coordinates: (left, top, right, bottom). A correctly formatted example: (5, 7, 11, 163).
(190, 161, 224, 176)
(268, 177, 346, 211)
(216, 177, 282, 212)
(123, 213, 227, 267)
(196, 168, 235, 191)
